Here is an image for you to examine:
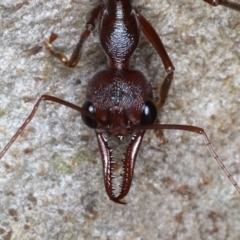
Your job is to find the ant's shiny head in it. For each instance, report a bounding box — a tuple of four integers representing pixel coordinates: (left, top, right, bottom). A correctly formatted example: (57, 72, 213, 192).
(80, 68, 157, 203)
(81, 68, 157, 135)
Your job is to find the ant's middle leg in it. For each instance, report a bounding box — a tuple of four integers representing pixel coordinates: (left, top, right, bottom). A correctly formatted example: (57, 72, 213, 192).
(203, 0, 240, 11)
(44, 4, 104, 68)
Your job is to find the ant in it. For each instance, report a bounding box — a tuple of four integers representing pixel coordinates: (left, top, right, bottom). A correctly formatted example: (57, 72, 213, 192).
(1, 0, 240, 204)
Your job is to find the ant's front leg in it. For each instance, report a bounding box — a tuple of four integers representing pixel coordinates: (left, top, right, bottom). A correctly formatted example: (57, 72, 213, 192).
(44, 4, 104, 68)
(135, 10, 174, 144)
(203, 0, 240, 11)
(135, 10, 174, 111)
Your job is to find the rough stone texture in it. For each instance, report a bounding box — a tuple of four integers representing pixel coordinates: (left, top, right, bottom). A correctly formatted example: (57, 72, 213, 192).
(0, 0, 240, 239)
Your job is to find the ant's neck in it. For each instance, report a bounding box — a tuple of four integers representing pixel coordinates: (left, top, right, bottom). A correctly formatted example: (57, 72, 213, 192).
(105, 0, 133, 18)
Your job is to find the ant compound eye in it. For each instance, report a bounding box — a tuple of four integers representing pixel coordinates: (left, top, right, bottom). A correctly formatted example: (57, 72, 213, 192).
(81, 100, 98, 129)
(140, 100, 157, 125)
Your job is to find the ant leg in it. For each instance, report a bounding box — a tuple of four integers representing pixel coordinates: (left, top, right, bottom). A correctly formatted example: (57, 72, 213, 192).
(203, 0, 240, 11)
(0, 95, 103, 160)
(135, 10, 174, 110)
(44, 4, 104, 68)
(135, 11, 174, 143)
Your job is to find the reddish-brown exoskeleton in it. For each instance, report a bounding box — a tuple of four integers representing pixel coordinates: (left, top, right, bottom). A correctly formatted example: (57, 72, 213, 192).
(1, 0, 240, 204)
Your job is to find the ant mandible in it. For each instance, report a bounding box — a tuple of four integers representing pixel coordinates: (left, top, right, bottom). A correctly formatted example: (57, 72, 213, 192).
(1, 0, 240, 204)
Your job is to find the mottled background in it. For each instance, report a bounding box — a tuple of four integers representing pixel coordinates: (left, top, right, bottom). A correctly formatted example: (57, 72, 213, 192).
(0, 0, 240, 239)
